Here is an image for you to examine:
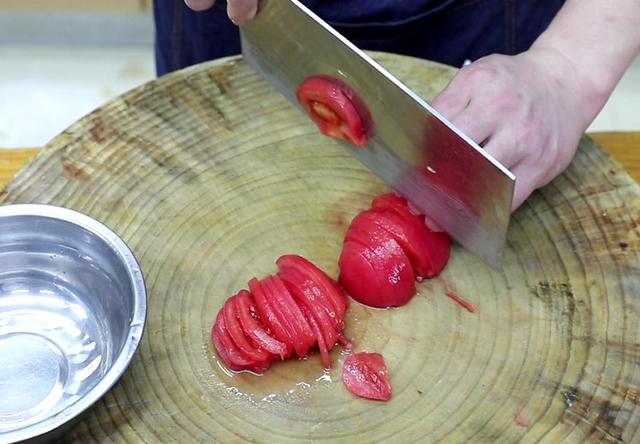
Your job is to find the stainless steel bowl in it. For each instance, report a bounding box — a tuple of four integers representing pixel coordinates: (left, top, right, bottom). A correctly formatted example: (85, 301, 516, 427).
(0, 205, 146, 443)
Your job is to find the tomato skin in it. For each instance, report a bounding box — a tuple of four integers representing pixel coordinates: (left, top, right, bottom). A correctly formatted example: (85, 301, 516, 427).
(342, 352, 392, 401)
(234, 290, 287, 358)
(276, 255, 348, 322)
(212, 310, 270, 374)
(296, 75, 372, 147)
(222, 296, 271, 363)
(371, 193, 450, 277)
(278, 265, 339, 348)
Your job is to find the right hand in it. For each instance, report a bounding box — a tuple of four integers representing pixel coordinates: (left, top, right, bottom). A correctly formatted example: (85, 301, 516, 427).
(183, 0, 259, 25)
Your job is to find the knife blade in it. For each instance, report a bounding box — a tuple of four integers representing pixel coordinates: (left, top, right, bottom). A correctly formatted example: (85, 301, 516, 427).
(240, 0, 515, 269)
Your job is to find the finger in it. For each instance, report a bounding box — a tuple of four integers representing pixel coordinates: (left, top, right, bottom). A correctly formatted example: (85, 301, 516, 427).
(431, 82, 471, 120)
(228, 0, 259, 25)
(448, 104, 497, 146)
(184, 0, 216, 11)
(509, 163, 540, 210)
(479, 129, 527, 170)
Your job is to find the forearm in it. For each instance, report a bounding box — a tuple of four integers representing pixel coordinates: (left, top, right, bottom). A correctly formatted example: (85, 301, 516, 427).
(531, 0, 640, 127)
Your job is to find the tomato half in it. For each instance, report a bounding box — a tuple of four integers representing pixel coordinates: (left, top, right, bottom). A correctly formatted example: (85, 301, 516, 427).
(296, 75, 372, 147)
(340, 225, 416, 308)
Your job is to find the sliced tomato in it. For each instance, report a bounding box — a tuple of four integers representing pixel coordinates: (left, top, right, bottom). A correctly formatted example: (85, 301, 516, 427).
(263, 275, 316, 357)
(234, 290, 287, 359)
(353, 207, 450, 279)
(343, 224, 416, 308)
(276, 255, 348, 323)
(222, 295, 271, 363)
(278, 265, 338, 348)
(248, 277, 295, 357)
(371, 193, 450, 277)
(299, 304, 332, 369)
(212, 310, 269, 373)
(296, 75, 372, 147)
(342, 352, 392, 401)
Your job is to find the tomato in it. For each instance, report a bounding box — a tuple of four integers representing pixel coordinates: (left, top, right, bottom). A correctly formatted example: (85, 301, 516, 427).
(278, 265, 339, 348)
(222, 296, 271, 363)
(249, 277, 295, 357)
(276, 255, 348, 322)
(212, 310, 270, 374)
(234, 290, 287, 358)
(212, 257, 351, 373)
(296, 75, 372, 147)
(263, 275, 316, 357)
(339, 225, 416, 308)
(342, 352, 392, 401)
(371, 193, 450, 277)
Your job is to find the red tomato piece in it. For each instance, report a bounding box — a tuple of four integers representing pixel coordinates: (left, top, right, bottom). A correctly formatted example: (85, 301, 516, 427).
(234, 290, 287, 359)
(371, 193, 450, 277)
(248, 278, 295, 357)
(299, 304, 332, 369)
(296, 75, 372, 147)
(342, 352, 392, 401)
(212, 310, 269, 373)
(276, 255, 348, 322)
(263, 275, 316, 357)
(354, 207, 449, 279)
(222, 296, 271, 363)
(278, 265, 339, 348)
(341, 225, 416, 308)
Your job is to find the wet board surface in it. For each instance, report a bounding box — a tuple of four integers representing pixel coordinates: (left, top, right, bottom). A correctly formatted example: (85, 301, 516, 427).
(2, 53, 639, 443)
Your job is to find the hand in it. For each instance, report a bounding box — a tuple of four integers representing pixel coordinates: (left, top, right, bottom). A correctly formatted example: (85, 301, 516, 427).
(183, 0, 258, 25)
(431, 48, 592, 210)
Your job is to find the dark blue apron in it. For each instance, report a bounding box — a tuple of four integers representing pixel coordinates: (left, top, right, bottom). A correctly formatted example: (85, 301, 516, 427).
(154, 0, 564, 76)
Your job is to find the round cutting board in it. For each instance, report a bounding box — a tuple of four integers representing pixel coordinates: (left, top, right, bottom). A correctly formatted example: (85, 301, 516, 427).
(3, 53, 640, 443)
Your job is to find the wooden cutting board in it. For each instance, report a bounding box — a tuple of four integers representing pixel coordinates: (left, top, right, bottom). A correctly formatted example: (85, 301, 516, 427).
(2, 53, 639, 443)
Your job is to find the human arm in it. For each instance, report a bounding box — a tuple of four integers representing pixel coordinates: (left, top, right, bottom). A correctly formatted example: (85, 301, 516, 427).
(432, 0, 640, 209)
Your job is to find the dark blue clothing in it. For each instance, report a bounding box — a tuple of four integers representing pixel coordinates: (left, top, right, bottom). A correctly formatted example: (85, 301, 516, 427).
(154, 0, 565, 76)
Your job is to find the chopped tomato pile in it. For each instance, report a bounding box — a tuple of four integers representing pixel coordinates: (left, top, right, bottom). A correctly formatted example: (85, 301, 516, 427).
(339, 193, 451, 308)
(342, 352, 392, 401)
(212, 76, 459, 401)
(211, 255, 349, 373)
(296, 75, 372, 147)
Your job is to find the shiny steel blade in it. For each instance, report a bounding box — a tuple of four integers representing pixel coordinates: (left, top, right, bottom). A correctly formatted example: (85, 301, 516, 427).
(241, 0, 515, 269)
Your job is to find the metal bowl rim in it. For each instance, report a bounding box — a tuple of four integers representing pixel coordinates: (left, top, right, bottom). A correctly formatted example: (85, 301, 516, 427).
(0, 204, 147, 442)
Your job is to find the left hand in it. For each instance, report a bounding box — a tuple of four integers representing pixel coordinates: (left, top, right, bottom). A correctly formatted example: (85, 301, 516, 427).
(431, 47, 592, 210)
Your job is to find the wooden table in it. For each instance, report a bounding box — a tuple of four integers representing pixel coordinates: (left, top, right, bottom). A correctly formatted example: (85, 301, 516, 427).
(1, 132, 638, 191)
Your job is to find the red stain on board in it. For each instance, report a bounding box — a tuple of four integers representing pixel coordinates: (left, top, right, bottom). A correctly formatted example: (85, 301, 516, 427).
(444, 290, 476, 313)
(513, 412, 531, 428)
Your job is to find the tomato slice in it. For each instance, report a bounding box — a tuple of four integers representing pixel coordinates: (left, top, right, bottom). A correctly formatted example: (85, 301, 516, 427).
(342, 352, 392, 401)
(278, 265, 338, 348)
(371, 193, 450, 277)
(299, 304, 332, 369)
(276, 255, 348, 323)
(248, 277, 295, 357)
(296, 75, 372, 147)
(212, 310, 269, 373)
(234, 290, 287, 359)
(263, 275, 316, 357)
(222, 296, 271, 363)
(342, 225, 416, 308)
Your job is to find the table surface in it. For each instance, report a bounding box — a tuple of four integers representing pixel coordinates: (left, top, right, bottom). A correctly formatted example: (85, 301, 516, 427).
(1, 132, 638, 191)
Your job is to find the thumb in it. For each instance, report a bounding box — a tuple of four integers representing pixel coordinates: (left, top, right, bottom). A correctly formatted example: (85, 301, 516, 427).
(184, 0, 216, 11)
(228, 0, 259, 25)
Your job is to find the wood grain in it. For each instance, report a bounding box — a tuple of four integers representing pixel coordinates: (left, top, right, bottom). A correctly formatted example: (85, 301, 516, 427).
(1, 54, 640, 443)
